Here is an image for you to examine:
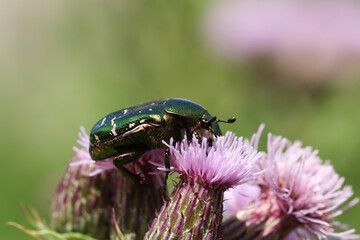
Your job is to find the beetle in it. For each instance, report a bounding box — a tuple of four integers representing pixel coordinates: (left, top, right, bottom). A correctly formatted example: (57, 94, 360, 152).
(89, 98, 235, 183)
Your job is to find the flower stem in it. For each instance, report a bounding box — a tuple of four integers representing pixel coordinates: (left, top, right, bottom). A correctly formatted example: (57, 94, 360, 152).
(145, 177, 225, 240)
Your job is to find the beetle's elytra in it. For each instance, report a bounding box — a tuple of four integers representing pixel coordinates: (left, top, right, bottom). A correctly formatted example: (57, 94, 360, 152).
(89, 98, 235, 182)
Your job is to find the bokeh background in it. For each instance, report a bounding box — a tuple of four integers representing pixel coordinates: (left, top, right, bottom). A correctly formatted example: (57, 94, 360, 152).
(1, 0, 360, 239)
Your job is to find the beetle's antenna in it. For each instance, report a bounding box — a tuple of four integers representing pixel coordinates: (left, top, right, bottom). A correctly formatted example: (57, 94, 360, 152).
(217, 117, 236, 124)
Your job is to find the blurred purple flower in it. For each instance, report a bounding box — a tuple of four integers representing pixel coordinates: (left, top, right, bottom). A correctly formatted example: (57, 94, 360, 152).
(223, 125, 359, 240)
(203, 0, 360, 81)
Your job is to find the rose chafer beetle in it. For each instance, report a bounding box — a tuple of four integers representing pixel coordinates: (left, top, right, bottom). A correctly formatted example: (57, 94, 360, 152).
(89, 98, 235, 183)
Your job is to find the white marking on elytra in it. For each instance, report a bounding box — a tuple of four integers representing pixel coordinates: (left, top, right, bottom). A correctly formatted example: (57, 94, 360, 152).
(151, 102, 155, 105)
(129, 123, 135, 128)
(111, 124, 117, 136)
(149, 108, 152, 111)
(111, 117, 116, 125)
(124, 109, 128, 114)
(94, 134, 100, 142)
(101, 117, 106, 126)
(139, 110, 142, 113)
(140, 119, 145, 123)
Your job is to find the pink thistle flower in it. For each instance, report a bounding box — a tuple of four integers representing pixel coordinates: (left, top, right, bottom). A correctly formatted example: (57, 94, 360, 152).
(262, 134, 359, 239)
(223, 125, 359, 240)
(145, 132, 263, 239)
(164, 131, 263, 188)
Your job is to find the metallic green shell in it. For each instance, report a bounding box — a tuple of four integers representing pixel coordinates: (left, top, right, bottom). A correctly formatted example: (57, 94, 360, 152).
(164, 99, 208, 118)
(90, 99, 167, 145)
(89, 98, 222, 160)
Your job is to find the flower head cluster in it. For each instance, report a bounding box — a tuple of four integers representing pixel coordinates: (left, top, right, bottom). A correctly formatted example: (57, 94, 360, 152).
(13, 125, 358, 240)
(163, 132, 263, 188)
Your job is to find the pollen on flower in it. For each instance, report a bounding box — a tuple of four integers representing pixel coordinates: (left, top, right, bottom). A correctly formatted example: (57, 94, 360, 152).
(163, 131, 263, 188)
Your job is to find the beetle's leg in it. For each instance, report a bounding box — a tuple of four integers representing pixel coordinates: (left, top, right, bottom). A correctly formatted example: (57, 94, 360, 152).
(113, 151, 147, 184)
(163, 147, 170, 199)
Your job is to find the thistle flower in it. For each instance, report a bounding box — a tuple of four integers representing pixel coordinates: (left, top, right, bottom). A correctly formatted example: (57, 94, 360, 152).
(145, 132, 263, 239)
(223, 125, 359, 240)
(52, 127, 164, 240)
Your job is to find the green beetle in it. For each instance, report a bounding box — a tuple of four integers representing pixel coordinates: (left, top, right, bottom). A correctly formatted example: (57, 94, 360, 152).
(89, 98, 235, 182)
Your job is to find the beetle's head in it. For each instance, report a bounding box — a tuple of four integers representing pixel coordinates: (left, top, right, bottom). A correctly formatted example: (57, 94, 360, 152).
(195, 113, 236, 140)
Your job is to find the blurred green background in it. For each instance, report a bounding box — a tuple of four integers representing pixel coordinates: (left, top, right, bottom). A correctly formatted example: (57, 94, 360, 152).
(1, 0, 359, 239)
